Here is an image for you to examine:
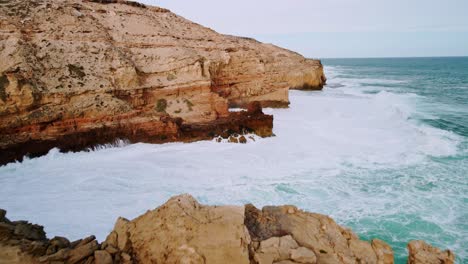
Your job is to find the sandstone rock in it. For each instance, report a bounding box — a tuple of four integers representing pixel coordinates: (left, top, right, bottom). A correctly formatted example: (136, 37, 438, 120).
(372, 239, 394, 264)
(74, 235, 96, 249)
(46, 236, 71, 255)
(104, 244, 118, 255)
(279, 235, 299, 259)
(39, 248, 70, 262)
(244, 204, 392, 264)
(0, 195, 456, 264)
(0, 0, 322, 165)
(165, 245, 204, 264)
(274, 261, 301, 264)
(229, 136, 239, 143)
(94, 250, 112, 264)
(290, 247, 317, 264)
(67, 240, 99, 264)
(108, 194, 251, 264)
(407, 240, 455, 264)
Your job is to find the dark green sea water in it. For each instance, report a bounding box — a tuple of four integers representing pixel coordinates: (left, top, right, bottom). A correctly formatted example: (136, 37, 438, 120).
(322, 57, 468, 263)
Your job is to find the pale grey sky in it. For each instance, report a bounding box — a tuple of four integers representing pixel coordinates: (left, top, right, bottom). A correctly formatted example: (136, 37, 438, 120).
(138, 0, 468, 58)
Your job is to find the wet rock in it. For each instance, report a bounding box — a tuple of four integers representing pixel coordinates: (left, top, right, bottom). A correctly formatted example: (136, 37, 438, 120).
(247, 101, 263, 115)
(228, 136, 239, 143)
(239, 135, 247, 144)
(407, 240, 455, 264)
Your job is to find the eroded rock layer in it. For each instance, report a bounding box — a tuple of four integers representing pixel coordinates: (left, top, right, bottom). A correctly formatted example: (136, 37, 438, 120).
(0, 0, 325, 165)
(0, 195, 455, 264)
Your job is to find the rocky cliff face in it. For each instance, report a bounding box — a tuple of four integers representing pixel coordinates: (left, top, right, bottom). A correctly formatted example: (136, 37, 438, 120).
(0, 195, 455, 264)
(0, 0, 325, 165)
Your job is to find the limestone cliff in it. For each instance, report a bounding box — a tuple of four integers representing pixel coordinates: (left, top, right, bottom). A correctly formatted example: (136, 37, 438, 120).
(0, 195, 454, 264)
(0, 0, 325, 165)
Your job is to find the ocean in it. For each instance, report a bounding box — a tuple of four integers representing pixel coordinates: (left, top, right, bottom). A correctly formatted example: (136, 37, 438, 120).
(1, 57, 467, 263)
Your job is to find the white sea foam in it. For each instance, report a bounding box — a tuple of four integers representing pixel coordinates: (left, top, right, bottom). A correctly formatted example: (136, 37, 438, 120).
(0, 68, 465, 260)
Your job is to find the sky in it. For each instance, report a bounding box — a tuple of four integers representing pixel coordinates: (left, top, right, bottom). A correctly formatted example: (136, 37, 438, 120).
(138, 0, 468, 58)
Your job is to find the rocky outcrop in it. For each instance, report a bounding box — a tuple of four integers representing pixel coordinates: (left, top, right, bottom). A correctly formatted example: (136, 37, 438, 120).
(0, 195, 454, 264)
(0, 0, 325, 165)
(407, 241, 455, 264)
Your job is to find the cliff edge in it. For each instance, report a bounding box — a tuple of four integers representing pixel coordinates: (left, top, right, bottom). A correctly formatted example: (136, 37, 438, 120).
(0, 195, 454, 264)
(0, 0, 325, 165)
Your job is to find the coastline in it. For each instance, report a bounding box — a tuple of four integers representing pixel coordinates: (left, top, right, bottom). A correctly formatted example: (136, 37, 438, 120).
(0, 195, 455, 264)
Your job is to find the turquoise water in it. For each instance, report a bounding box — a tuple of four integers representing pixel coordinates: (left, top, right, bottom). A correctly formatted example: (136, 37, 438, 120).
(0, 57, 467, 263)
(322, 57, 468, 263)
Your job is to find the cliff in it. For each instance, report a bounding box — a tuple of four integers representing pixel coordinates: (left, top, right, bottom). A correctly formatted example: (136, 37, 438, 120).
(0, 0, 325, 165)
(0, 195, 455, 264)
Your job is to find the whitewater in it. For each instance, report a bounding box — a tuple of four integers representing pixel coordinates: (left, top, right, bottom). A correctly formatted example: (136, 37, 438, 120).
(1, 58, 467, 263)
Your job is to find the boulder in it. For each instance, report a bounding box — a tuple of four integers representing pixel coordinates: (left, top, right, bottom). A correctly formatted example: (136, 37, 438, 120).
(67, 239, 99, 264)
(407, 240, 455, 264)
(94, 250, 113, 264)
(290, 247, 316, 264)
(239, 136, 247, 144)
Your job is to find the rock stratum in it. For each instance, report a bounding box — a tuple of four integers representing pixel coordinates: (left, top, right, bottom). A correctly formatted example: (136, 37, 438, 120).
(0, 0, 326, 165)
(0, 195, 455, 264)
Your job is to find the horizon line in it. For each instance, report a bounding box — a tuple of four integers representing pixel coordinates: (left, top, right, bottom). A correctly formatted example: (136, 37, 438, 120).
(315, 55, 468, 60)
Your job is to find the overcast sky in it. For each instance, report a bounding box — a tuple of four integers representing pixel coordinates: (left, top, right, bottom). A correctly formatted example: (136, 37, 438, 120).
(138, 0, 468, 58)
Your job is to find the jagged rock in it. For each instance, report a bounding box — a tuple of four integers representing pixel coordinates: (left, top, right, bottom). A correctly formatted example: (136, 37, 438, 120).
(48, 236, 71, 254)
(407, 240, 455, 264)
(244, 204, 393, 264)
(372, 239, 394, 264)
(74, 235, 96, 249)
(255, 235, 300, 263)
(0, 0, 324, 165)
(38, 248, 70, 262)
(67, 239, 99, 264)
(0, 195, 456, 264)
(107, 194, 251, 264)
(13, 222, 46, 241)
(0, 209, 7, 223)
(94, 250, 112, 264)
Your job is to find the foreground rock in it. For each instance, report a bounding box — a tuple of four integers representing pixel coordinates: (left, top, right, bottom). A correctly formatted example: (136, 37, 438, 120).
(0, 195, 454, 264)
(0, 0, 325, 165)
(407, 240, 455, 264)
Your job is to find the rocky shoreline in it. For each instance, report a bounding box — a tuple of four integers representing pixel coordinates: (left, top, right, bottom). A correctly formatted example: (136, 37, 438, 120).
(0, 195, 455, 264)
(0, 0, 325, 165)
